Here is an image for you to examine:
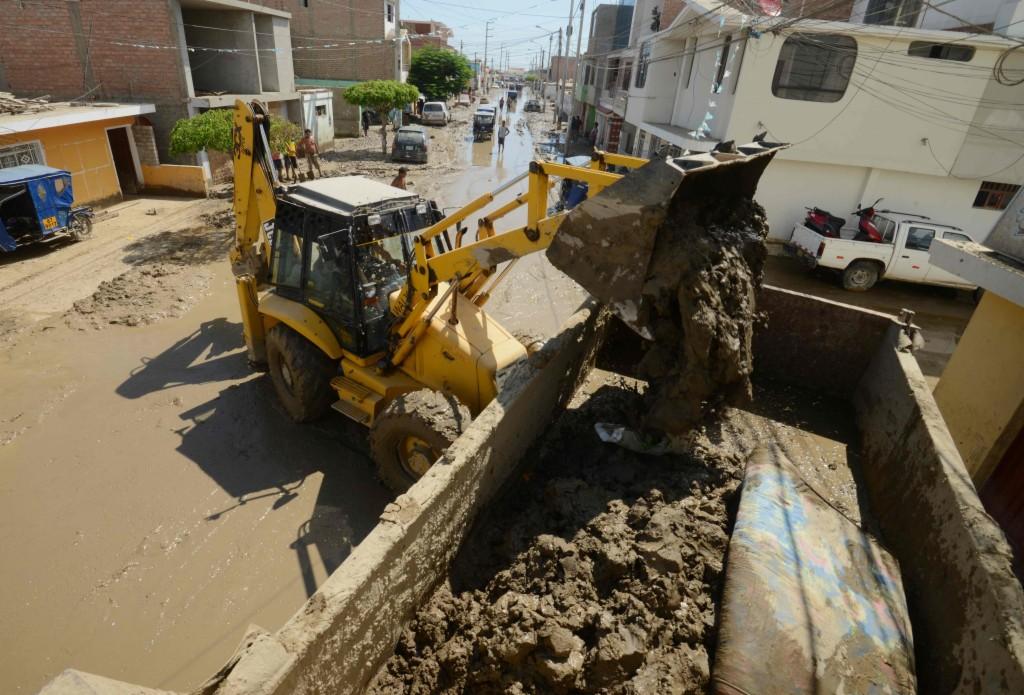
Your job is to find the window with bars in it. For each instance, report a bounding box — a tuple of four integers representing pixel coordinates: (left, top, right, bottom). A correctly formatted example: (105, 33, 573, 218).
(973, 181, 1020, 210)
(0, 142, 45, 170)
(635, 41, 651, 88)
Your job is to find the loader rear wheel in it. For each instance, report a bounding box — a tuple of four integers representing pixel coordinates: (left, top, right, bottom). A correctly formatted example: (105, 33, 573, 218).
(266, 324, 337, 423)
(842, 261, 879, 292)
(370, 389, 471, 493)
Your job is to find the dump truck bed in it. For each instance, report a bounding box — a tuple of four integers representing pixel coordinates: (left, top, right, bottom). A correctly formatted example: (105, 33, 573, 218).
(42, 288, 1024, 695)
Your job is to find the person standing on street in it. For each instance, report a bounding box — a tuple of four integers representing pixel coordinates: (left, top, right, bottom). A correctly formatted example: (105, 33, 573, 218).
(361, 110, 370, 137)
(499, 97, 505, 112)
(497, 120, 510, 154)
(391, 167, 408, 190)
(284, 138, 298, 182)
(301, 129, 322, 179)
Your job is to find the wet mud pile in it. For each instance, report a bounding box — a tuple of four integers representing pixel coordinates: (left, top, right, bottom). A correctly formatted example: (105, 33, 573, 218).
(547, 157, 770, 436)
(367, 380, 746, 694)
(633, 197, 768, 435)
(67, 215, 233, 330)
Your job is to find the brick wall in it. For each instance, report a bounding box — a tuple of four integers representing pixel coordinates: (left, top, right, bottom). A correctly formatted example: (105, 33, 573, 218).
(132, 125, 160, 166)
(0, 0, 191, 160)
(254, 0, 399, 82)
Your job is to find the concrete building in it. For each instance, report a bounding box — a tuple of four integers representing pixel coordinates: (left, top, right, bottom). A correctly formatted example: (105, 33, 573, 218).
(0, 0, 301, 183)
(930, 187, 1024, 575)
(609, 0, 1024, 247)
(577, 3, 635, 138)
(852, 0, 1024, 31)
(299, 89, 335, 150)
(0, 102, 206, 205)
(401, 19, 454, 50)
(257, 0, 410, 137)
(547, 55, 579, 82)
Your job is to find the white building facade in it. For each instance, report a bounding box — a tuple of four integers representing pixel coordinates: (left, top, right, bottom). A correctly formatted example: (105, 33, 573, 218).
(612, 0, 1024, 245)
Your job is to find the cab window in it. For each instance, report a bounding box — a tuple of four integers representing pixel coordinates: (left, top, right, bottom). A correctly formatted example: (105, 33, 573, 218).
(271, 202, 304, 290)
(905, 227, 935, 252)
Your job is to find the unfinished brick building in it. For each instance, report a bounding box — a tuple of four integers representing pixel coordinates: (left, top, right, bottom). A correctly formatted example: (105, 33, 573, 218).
(254, 0, 409, 136)
(0, 0, 300, 174)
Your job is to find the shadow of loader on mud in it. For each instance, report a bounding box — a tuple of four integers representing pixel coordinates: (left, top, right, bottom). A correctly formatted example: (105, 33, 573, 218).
(117, 317, 391, 597)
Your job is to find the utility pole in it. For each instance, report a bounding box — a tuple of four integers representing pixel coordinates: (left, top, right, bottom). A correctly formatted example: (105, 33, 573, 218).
(557, 0, 574, 128)
(483, 20, 494, 92)
(553, 27, 562, 124)
(564, 0, 586, 160)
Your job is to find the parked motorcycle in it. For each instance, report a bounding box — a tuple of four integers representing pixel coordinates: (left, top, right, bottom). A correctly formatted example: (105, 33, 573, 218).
(802, 198, 885, 243)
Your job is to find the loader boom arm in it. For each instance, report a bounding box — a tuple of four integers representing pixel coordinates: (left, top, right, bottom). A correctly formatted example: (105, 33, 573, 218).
(230, 99, 278, 364)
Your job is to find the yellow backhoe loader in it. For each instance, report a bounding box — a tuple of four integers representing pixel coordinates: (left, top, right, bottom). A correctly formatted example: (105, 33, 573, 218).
(229, 100, 783, 491)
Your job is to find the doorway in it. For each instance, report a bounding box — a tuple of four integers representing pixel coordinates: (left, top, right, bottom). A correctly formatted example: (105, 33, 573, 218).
(106, 126, 140, 196)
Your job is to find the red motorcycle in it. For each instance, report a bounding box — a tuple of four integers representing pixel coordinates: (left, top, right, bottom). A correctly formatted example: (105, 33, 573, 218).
(803, 198, 885, 243)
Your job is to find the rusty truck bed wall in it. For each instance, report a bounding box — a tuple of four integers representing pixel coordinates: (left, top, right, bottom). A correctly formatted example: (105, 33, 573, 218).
(754, 286, 1024, 693)
(43, 287, 1024, 695)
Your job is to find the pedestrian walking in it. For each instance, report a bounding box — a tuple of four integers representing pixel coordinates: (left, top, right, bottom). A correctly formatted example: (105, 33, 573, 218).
(362, 110, 370, 137)
(499, 97, 505, 112)
(284, 138, 298, 181)
(497, 120, 510, 154)
(391, 167, 408, 190)
(570, 115, 581, 142)
(301, 129, 322, 179)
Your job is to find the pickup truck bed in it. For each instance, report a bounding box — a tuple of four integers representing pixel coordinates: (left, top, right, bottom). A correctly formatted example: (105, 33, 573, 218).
(789, 224, 891, 269)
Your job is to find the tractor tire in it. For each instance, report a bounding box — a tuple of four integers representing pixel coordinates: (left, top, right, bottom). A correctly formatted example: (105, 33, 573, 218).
(842, 261, 879, 292)
(369, 389, 471, 493)
(266, 324, 337, 423)
(69, 213, 93, 242)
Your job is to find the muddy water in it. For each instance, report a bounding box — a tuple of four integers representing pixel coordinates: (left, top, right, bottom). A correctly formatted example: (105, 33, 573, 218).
(0, 271, 390, 692)
(431, 94, 588, 340)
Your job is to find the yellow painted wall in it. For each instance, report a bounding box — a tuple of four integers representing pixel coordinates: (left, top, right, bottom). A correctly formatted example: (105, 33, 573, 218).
(0, 116, 135, 205)
(141, 164, 207, 196)
(934, 291, 1024, 485)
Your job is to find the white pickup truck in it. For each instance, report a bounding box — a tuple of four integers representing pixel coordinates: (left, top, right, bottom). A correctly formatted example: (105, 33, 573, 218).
(788, 212, 978, 291)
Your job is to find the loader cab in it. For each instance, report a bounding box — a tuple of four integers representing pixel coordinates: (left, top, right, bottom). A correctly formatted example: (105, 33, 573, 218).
(268, 177, 442, 357)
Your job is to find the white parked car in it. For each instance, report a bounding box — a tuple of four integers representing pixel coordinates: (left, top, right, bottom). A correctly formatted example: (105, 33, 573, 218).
(420, 101, 449, 126)
(788, 212, 978, 291)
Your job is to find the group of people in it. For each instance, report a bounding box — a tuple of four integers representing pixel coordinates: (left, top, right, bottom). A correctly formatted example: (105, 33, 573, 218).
(272, 128, 322, 182)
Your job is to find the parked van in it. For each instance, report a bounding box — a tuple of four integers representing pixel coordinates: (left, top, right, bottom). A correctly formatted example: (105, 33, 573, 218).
(392, 126, 429, 163)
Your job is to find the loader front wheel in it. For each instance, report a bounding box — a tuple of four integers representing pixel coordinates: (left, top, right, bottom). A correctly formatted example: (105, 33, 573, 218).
(370, 389, 471, 493)
(266, 324, 337, 422)
(842, 261, 879, 292)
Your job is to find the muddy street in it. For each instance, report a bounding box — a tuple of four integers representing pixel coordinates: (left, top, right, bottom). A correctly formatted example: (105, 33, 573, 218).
(0, 90, 583, 693)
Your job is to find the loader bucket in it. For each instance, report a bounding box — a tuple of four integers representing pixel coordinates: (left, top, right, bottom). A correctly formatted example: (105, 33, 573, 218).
(547, 142, 785, 338)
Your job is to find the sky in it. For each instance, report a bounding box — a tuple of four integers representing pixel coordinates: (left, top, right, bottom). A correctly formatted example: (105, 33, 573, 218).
(400, 0, 594, 69)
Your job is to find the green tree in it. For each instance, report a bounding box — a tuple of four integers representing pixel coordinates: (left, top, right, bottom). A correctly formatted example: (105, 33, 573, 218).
(409, 47, 473, 102)
(343, 80, 420, 153)
(269, 118, 302, 154)
(168, 108, 233, 156)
